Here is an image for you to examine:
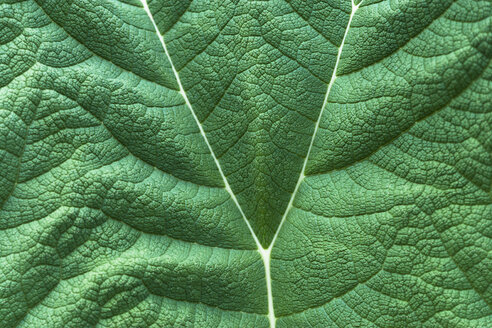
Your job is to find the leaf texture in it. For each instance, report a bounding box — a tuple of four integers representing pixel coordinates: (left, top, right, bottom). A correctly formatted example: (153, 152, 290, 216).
(0, 0, 491, 327)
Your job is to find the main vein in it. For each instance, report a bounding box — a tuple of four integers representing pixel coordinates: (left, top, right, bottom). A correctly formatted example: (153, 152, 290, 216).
(142, 1, 360, 327)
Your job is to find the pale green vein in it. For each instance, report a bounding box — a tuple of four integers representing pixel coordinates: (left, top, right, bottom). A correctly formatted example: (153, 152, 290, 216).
(139, 0, 262, 249)
(142, 1, 362, 327)
(262, 3, 362, 326)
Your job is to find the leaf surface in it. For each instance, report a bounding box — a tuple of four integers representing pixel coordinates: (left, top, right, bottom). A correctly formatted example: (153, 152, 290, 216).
(0, 0, 491, 327)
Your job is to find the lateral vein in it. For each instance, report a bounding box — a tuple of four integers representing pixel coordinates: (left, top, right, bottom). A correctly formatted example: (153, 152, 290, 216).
(140, 0, 263, 249)
(269, 1, 361, 251)
(260, 2, 362, 326)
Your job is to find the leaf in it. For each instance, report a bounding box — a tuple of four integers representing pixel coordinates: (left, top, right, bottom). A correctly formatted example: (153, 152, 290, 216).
(0, 0, 490, 327)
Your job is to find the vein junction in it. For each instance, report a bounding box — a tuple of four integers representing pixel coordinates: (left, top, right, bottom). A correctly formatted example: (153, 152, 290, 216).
(141, 1, 361, 327)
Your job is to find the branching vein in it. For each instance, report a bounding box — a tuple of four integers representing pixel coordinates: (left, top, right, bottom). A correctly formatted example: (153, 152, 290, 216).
(141, 1, 361, 327)
(264, 3, 361, 325)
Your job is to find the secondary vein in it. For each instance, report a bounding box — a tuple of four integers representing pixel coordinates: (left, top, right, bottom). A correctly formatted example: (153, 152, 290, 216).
(261, 2, 362, 326)
(268, 0, 362, 251)
(139, 1, 263, 249)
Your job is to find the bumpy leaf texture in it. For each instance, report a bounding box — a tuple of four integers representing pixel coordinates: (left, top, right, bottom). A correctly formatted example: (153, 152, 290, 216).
(0, 0, 491, 327)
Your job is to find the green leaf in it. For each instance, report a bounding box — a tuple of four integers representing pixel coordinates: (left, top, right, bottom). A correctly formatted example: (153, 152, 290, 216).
(0, 0, 490, 327)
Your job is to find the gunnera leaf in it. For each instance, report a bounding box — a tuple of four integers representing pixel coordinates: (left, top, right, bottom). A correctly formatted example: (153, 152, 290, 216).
(0, 0, 490, 327)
